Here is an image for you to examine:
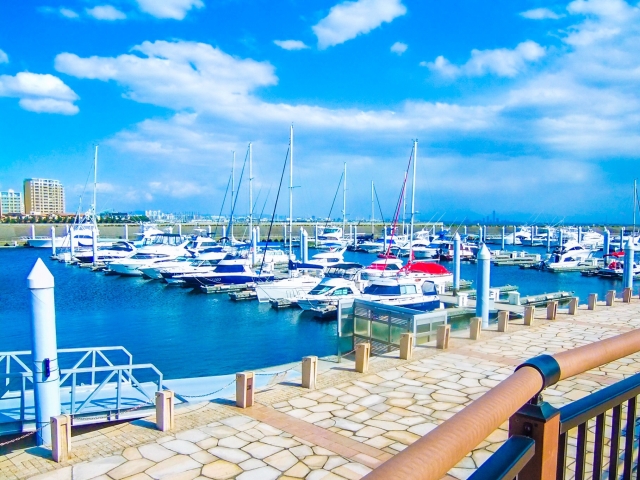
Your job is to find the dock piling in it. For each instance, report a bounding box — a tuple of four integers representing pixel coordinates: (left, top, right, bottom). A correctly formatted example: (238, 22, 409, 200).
(28, 259, 61, 446)
(302, 229, 309, 263)
(30, 224, 35, 239)
(453, 233, 460, 293)
(236, 372, 254, 408)
(603, 228, 610, 258)
(355, 343, 370, 373)
(501, 226, 505, 251)
(124, 224, 128, 240)
(623, 239, 634, 289)
(69, 227, 75, 259)
(476, 244, 491, 328)
(400, 333, 413, 360)
(50, 226, 56, 256)
(302, 356, 317, 389)
(92, 227, 98, 265)
(546, 229, 551, 252)
(51, 414, 71, 462)
(155, 390, 174, 431)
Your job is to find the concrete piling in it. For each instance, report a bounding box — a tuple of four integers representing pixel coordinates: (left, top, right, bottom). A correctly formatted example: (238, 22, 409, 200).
(621, 227, 626, 250)
(546, 229, 551, 252)
(314, 224, 318, 247)
(207, 225, 211, 236)
(603, 228, 610, 260)
(124, 224, 129, 241)
(28, 259, 61, 446)
(353, 225, 358, 249)
(236, 372, 254, 408)
(476, 244, 491, 328)
(623, 239, 634, 289)
(302, 356, 318, 389)
(400, 333, 413, 360)
(30, 224, 35, 239)
(50, 226, 56, 256)
(69, 227, 75, 259)
(155, 390, 174, 431)
(177, 223, 182, 236)
(453, 233, 461, 293)
(301, 229, 309, 263)
(501, 226, 505, 251)
(559, 229, 563, 248)
(355, 343, 370, 373)
(251, 228, 257, 266)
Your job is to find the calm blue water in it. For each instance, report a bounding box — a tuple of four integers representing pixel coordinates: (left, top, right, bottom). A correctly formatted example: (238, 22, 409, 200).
(0, 247, 625, 379)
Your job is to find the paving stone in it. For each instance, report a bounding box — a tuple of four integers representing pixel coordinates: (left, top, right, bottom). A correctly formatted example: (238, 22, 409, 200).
(238, 458, 266, 470)
(161, 469, 200, 480)
(334, 463, 373, 480)
(254, 424, 283, 436)
(284, 461, 311, 478)
(176, 429, 211, 443)
(333, 418, 366, 432)
(27, 467, 72, 480)
(289, 397, 319, 408)
(163, 439, 202, 455)
(384, 430, 422, 445)
(200, 460, 243, 479)
(264, 449, 299, 471)
(196, 438, 219, 450)
(303, 412, 333, 424)
(200, 426, 239, 439)
(408, 422, 438, 436)
(236, 466, 281, 480)
(308, 403, 344, 413)
(207, 447, 251, 463)
(242, 442, 283, 459)
(73, 455, 126, 480)
(217, 436, 249, 449)
(355, 395, 387, 407)
(260, 435, 300, 448)
(145, 455, 202, 479)
(306, 469, 332, 480)
(190, 450, 217, 465)
(364, 420, 409, 431)
(107, 458, 155, 479)
(219, 416, 255, 429)
(122, 447, 143, 461)
(303, 455, 329, 468)
(290, 445, 314, 458)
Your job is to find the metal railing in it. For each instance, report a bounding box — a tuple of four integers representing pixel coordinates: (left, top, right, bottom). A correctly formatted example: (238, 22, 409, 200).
(363, 327, 640, 480)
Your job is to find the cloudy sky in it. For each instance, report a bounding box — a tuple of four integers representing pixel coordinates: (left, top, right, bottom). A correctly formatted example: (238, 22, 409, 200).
(0, 0, 639, 223)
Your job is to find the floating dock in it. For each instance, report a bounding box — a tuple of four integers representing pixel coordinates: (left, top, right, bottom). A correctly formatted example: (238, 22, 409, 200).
(199, 283, 254, 294)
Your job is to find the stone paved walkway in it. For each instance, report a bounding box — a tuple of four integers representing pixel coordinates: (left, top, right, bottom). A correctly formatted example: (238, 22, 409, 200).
(2, 298, 640, 480)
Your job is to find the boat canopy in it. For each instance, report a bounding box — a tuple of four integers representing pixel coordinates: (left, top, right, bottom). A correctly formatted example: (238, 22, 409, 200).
(400, 262, 451, 274)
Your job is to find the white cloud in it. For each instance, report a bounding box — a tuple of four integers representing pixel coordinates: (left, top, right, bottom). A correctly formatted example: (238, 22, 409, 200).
(520, 8, 563, 20)
(59, 8, 79, 18)
(86, 5, 126, 21)
(313, 0, 407, 49)
(274, 40, 310, 51)
(0, 49, 8, 64)
(427, 40, 546, 78)
(135, 0, 203, 20)
(0, 72, 79, 114)
(390, 41, 407, 55)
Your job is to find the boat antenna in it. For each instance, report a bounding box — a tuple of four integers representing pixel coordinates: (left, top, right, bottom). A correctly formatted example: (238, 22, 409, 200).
(258, 147, 290, 277)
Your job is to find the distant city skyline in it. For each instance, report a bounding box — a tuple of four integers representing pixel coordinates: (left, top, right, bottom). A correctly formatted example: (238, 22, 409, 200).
(1, 1, 639, 223)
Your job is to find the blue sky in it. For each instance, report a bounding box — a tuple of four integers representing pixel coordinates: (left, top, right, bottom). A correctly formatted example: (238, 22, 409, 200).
(1, 0, 639, 223)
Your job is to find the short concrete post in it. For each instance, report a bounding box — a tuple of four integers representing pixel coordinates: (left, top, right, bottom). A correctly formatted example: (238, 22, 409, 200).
(302, 356, 317, 389)
(470, 317, 481, 340)
(436, 325, 451, 349)
(476, 244, 491, 328)
(606, 290, 616, 306)
(578, 226, 583, 244)
(588, 293, 598, 310)
(92, 227, 98, 265)
(28, 259, 61, 446)
(51, 414, 71, 462)
(497, 311, 509, 332)
(30, 224, 35, 239)
(623, 287, 632, 303)
(524, 306, 535, 326)
(568, 297, 579, 315)
(546, 301, 558, 320)
(453, 233, 461, 293)
(355, 343, 370, 373)
(623, 239, 634, 290)
(236, 372, 254, 408)
(50, 226, 56, 256)
(399, 333, 413, 360)
(283, 223, 287, 246)
(512, 225, 516, 245)
(155, 390, 174, 431)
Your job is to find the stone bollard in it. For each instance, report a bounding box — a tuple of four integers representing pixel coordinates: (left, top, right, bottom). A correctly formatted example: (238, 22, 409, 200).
(400, 333, 414, 360)
(568, 297, 579, 315)
(236, 372, 254, 408)
(623, 287, 633, 303)
(524, 306, 535, 326)
(51, 415, 71, 462)
(588, 293, 598, 310)
(546, 301, 558, 320)
(497, 311, 509, 332)
(355, 343, 370, 373)
(302, 356, 318, 389)
(155, 390, 174, 431)
(606, 290, 616, 306)
(436, 325, 451, 349)
(470, 317, 482, 340)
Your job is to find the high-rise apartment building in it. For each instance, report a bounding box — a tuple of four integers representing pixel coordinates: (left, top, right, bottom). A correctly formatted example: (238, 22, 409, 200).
(0, 189, 24, 215)
(23, 178, 65, 214)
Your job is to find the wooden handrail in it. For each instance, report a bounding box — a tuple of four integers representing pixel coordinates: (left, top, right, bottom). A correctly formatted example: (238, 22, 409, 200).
(363, 328, 640, 480)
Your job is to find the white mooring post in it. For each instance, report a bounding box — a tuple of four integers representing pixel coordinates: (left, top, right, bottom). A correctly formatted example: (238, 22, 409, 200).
(298, 227, 304, 262)
(603, 228, 610, 259)
(92, 227, 98, 265)
(546, 229, 551, 253)
(501, 226, 505, 251)
(512, 226, 517, 245)
(69, 227, 75, 259)
(207, 225, 212, 236)
(314, 223, 318, 247)
(302, 229, 309, 263)
(124, 224, 129, 240)
(624, 239, 635, 290)
(353, 225, 358, 249)
(222, 225, 227, 240)
(283, 223, 287, 247)
(453, 233, 461, 294)
(251, 228, 257, 266)
(177, 223, 182, 236)
(476, 244, 491, 329)
(559, 229, 564, 248)
(28, 259, 61, 446)
(50, 227, 56, 256)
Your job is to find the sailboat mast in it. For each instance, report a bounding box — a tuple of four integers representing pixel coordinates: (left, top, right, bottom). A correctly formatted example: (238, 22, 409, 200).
(342, 162, 347, 237)
(249, 143, 253, 238)
(410, 140, 417, 259)
(93, 145, 98, 223)
(289, 125, 293, 256)
(371, 181, 374, 235)
(634, 179, 637, 237)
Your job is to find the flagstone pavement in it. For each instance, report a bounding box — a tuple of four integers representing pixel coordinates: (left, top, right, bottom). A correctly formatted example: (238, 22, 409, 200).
(2, 297, 640, 480)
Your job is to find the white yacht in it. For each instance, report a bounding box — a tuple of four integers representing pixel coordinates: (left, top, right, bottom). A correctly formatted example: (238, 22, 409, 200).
(73, 241, 136, 264)
(361, 258, 404, 280)
(398, 262, 453, 287)
(108, 234, 189, 276)
(316, 227, 348, 250)
(544, 241, 594, 270)
(255, 273, 323, 303)
(360, 277, 441, 312)
(295, 263, 365, 311)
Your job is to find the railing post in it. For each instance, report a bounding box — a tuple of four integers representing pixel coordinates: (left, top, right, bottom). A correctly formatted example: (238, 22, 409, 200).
(355, 343, 370, 373)
(301, 356, 317, 389)
(51, 414, 71, 462)
(236, 372, 254, 408)
(470, 317, 481, 340)
(524, 306, 535, 326)
(588, 293, 598, 310)
(436, 325, 450, 349)
(498, 311, 509, 332)
(155, 390, 174, 431)
(546, 301, 558, 320)
(568, 297, 579, 315)
(606, 290, 616, 306)
(400, 333, 413, 360)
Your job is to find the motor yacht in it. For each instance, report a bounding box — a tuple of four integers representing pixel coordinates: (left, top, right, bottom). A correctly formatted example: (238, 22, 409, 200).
(107, 233, 189, 276)
(295, 263, 365, 311)
(544, 241, 594, 270)
(398, 262, 453, 287)
(176, 254, 275, 287)
(361, 258, 404, 280)
(73, 241, 136, 264)
(360, 277, 441, 312)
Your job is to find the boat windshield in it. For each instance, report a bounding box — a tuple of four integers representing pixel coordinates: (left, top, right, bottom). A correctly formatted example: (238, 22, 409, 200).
(308, 285, 333, 295)
(131, 253, 170, 260)
(214, 264, 246, 273)
(364, 284, 418, 296)
(422, 282, 438, 295)
(323, 228, 340, 234)
(152, 234, 183, 246)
